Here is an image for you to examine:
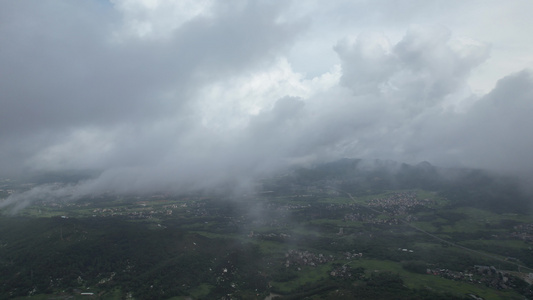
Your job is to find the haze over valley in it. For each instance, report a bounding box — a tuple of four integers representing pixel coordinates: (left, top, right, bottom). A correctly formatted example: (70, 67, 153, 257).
(2, 1, 533, 203)
(1, 1, 533, 299)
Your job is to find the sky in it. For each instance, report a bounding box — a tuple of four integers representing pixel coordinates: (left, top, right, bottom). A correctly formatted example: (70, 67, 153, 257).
(1, 0, 533, 203)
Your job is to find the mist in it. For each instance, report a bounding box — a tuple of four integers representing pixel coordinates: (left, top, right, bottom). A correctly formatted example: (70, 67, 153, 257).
(2, 1, 533, 208)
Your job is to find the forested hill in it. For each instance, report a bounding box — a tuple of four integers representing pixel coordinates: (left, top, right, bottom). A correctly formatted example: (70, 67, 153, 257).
(266, 159, 531, 214)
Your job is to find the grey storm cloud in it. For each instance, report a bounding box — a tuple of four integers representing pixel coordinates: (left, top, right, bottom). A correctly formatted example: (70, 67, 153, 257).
(0, 1, 301, 133)
(455, 70, 533, 172)
(0, 0, 303, 172)
(1, 0, 533, 208)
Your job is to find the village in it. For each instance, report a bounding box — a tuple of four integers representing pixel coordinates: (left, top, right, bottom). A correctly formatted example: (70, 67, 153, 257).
(367, 191, 433, 216)
(2, 182, 532, 299)
(512, 223, 533, 242)
(427, 265, 531, 291)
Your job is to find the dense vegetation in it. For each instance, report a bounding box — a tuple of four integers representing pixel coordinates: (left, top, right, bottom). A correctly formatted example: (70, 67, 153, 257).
(0, 159, 532, 299)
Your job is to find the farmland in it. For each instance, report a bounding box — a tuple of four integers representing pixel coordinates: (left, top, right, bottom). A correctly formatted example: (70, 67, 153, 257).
(1, 160, 533, 299)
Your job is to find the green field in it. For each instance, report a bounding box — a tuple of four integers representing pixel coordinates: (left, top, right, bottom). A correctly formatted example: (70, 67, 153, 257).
(1, 185, 532, 299)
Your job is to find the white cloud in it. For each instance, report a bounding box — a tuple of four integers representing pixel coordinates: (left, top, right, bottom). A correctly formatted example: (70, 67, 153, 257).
(195, 58, 340, 131)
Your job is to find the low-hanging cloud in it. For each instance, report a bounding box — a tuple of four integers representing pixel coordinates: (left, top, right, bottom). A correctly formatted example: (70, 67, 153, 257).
(1, 1, 533, 210)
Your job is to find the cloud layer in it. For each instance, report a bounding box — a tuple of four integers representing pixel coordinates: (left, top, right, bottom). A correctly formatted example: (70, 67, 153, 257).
(1, 0, 533, 204)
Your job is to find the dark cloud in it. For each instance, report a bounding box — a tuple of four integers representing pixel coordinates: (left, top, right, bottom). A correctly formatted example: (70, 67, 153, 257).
(0, 1, 303, 174)
(1, 1, 533, 209)
(455, 70, 533, 172)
